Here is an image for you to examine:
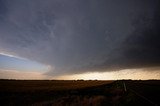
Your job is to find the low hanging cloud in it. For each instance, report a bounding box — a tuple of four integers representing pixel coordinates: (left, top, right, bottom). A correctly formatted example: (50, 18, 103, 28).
(0, 0, 160, 76)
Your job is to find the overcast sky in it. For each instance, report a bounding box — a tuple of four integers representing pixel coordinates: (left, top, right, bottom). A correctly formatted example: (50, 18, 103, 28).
(0, 0, 160, 79)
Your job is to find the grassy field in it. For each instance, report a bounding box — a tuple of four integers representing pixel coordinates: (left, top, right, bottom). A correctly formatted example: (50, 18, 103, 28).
(0, 80, 113, 92)
(0, 80, 159, 106)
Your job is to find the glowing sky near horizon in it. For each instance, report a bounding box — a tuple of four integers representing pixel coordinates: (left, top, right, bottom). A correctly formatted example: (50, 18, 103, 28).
(0, 0, 160, 80)
(0, 53, 160, 80)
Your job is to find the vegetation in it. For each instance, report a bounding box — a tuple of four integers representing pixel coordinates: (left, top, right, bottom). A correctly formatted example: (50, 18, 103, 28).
(0, 80, 159, 106)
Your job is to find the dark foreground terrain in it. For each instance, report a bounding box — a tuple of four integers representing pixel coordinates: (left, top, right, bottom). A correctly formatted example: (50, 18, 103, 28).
(0, 80, 159, 106)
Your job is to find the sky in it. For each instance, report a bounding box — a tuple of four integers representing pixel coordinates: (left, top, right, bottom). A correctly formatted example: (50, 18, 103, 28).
(0, 0, 160, 80)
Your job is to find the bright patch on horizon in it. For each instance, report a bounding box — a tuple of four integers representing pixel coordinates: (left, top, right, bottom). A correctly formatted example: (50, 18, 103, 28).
(56, 68, 160, 80)
(0, 69, 50, 79)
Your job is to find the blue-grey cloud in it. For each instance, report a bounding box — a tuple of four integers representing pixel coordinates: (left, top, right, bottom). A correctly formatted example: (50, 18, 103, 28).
(0, 0, 160, 76)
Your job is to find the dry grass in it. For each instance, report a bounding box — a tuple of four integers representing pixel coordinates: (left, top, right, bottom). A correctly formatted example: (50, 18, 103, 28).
(0, 80, 113, 92)
(32, 95, 110, 106)
(1, 80, 159, 106)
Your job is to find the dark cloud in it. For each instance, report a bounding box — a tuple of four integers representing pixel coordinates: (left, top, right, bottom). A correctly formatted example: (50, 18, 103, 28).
(95, 1, 160, 71)
(0, 0, 160, 76)
(122, 1, 160, 68)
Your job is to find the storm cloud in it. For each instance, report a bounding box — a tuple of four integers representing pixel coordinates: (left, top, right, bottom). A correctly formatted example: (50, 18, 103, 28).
(0, 0, 160, 76)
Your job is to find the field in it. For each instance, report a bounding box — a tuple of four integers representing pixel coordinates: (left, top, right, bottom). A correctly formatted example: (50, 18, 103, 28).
(0, 80, 159, 106)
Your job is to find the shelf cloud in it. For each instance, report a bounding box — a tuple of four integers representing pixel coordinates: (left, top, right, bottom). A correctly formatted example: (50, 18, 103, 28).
(0, 0, 160, 76)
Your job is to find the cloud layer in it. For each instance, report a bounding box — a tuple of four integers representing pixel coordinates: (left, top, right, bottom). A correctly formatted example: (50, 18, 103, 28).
(0, 0, 160, 76)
